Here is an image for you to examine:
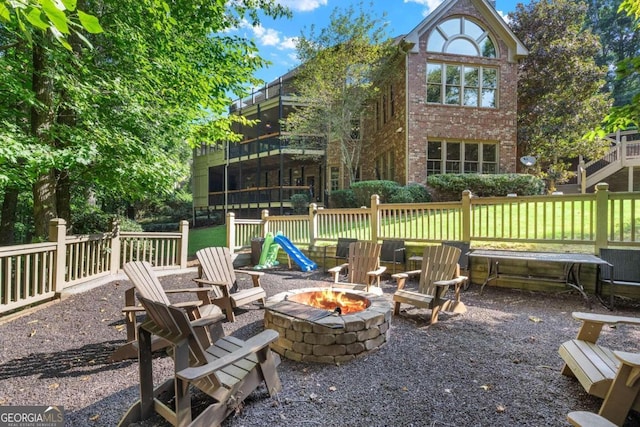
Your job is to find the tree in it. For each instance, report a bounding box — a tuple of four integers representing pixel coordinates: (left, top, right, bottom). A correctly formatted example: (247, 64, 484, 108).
(0, 0, 290, 240)
(584, 0, 640, 107)
(284, 3, 393, 185)
(511, 0, 611, 190)
(597, 0, 640, 131)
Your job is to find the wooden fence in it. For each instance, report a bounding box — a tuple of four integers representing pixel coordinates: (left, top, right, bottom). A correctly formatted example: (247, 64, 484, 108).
(0, 219, 189, 315)
(227, 182, 640, 253)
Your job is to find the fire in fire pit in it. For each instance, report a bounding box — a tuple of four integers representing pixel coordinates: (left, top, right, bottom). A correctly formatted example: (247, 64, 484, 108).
(287, 289, 370, 315)
(264, 287, 392, 364)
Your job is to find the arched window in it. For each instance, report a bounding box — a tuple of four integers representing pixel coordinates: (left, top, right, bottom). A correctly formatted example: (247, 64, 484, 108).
(427, 17, 496, 58)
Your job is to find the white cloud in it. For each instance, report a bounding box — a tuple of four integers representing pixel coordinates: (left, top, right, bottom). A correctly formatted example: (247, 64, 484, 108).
(404, 0, 444, 15)
(276, 0, 328, 12)
(238, 19, 297, 51)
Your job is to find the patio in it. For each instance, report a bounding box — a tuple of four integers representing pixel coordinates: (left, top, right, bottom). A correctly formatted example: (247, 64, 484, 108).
(0, 267, 639, 426)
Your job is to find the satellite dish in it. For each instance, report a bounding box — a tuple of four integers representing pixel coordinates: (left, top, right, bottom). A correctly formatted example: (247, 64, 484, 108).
(520, 156, 536, 167)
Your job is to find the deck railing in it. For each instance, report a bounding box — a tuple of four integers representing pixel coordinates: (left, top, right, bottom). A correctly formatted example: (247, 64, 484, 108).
(227, 182, 640, 252)
(0, 219, 189, 315)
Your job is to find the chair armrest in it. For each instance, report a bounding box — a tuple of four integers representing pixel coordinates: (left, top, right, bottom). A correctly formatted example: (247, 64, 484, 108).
(328, 263, 348, 282)
(391, 270, 421, 290)
(434, 276, 468, 287)
(193, 278, 228, 289)
(166, 286, 215, 294)
(572, 312, 640, 343)
(234, 269, 264, 287)
(121, 306, 145, 314)
(172, 300, 204, 309)
(367, 266, 387, 277)
(176, 329, 279, 382)
(614, 350, 640, 368)
(190, 313, 225, 328)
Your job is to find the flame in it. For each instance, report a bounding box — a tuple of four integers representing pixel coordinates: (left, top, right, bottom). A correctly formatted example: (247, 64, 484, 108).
(291, 289, 368, 314)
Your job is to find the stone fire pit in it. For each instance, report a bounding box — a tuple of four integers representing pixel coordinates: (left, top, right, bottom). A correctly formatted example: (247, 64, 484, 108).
(264, 287, 392, 364)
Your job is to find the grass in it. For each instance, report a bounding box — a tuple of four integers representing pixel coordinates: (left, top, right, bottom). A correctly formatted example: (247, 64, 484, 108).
(188, 225, 226, 257)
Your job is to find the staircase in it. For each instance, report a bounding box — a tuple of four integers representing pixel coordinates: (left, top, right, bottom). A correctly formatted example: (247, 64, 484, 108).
(578, 130, 640, 192)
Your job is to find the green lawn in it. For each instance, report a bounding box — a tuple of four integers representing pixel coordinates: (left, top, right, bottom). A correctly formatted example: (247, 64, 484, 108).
(188, 225, 226, 257)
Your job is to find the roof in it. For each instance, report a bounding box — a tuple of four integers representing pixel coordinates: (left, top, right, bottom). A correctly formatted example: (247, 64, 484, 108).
(401, 0, 528, 62)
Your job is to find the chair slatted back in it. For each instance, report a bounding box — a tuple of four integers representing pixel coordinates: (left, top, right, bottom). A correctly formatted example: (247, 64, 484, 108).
(196, 247, 237, 299)
(137, 295, 221, 390)
(419, 245, 461, 296)
(380, 240, 406, 264)
(346, 241, 381, 285)
(123, 261, 171, 305)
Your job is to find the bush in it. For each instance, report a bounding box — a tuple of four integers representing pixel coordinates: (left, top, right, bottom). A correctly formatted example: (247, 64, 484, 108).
(71, 209, 143, 234)
(350, 180, 402, 206)
(388, 187, 414, 203)
(290, 193, 310, 214)
(426, 174, 545, 201)
(405, 183, 432, 202)
(329, 189, 356, 208)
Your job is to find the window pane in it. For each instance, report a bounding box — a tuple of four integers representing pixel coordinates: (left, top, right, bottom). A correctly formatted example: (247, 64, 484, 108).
(445, 86, 460, 104)
(464, 88, 478, 106)
(464, 67, 479, 87)
(428, 141, 442, 159)
(481, 89, 496, 108)
(483, 68, 497, 88)
(446, 38, 479, 56)
(464, 20, 484, 40)
(427, 161, 442, 174)
(483, 144, 497, 162)
(439, 18, 460, 37)
(465, 144, 479, 161)
(427, 84, 441, 103)
(447, 142, 460, 160)
(479, 37, 496, 58)
(427, 29, 446, 52)
(427, 63, 442, 83)
(483, 163, 497, 174)
(464, 162, 478, 173)
(445, 65, 461, 85)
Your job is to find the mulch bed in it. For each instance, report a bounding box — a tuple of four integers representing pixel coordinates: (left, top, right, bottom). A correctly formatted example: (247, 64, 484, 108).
(1, 267, 639, 426)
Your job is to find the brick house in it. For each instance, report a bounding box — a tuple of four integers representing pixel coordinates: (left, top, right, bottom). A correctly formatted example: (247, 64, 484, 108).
(192, 0, 527, 218)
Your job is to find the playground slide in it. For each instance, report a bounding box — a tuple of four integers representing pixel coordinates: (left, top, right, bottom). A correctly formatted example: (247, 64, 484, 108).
(255, 233, 280, 269)
(273, 234, 318, 272)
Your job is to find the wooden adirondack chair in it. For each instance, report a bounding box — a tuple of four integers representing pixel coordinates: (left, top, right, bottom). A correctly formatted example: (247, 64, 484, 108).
(559, 312, 640, 426)
(391, 245, 467, 324)
(108, 261, 225, 362)
(327, 241, 386, 295)
(118, 295, 282, 427)
(195, 246, 267, 322)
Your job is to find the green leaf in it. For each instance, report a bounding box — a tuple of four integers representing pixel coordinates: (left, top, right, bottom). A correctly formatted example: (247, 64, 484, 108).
(77, 10, 102, 34)
(49, 25, 72, 50)
(41, 0, 69, 34)
(73, 28, 93, 48)
(25, 8, 49, 30)
(0, 3, 11, 22)
(60, 0, 77, 12)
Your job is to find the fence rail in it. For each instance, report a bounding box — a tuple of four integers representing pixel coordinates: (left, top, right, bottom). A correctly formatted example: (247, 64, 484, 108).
(0, 220, 189, 315)
(227, 183, 640, 252)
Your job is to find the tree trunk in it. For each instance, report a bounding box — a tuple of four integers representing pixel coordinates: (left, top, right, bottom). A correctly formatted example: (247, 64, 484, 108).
(31, 37, 57, 240)
(0, 187, 19, 244)
(56, 170, 71, 225)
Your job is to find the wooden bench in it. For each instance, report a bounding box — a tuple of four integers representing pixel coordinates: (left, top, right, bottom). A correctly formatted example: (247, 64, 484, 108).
(559, 312, 640, 425)
(599, 248, 640, 308)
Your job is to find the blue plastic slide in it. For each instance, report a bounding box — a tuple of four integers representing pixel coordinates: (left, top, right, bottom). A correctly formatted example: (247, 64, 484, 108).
(273, 234, 318, 272)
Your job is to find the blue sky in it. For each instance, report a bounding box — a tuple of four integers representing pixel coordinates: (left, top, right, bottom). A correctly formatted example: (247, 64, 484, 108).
(233, 0, 524, 89)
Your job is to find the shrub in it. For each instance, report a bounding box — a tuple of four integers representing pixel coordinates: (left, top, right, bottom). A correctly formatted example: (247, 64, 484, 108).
(71, 209, 143, 234)
(405, 183, 432, 202)
(388, 187, 414, 203)
(426, 174, 545, 201)
(290, 193, 310, 214)
(350, 180, 402, 206)
(329, 189, 356, 208)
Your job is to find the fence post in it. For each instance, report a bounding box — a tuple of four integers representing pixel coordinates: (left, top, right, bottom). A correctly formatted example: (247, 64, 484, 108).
(178, 220, 189, 269)
(226, 212, 235, 251)
(110, 220, 121, 273)
(594, 182, 609, 254)
(370, 194, 380, 242)
(261, 209, 270, 237)
(461, 190, 472, 243)
(48, 218, 67, 295)
(309, 203, 318, 247)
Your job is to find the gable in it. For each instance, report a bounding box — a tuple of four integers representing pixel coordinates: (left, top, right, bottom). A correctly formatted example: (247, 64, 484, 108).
(402, 0, 527, 62)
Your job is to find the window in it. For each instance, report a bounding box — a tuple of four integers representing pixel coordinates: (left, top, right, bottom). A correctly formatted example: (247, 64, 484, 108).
(375, 151, 396, 181)
(427, 17, 496, 58)
(330, 167, 340, 191)
(427, 141, 498, 174)
(427, 63, 498, 107)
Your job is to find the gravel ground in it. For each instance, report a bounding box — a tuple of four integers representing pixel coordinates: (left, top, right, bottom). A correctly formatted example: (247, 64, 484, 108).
(1, 266, 639, 427)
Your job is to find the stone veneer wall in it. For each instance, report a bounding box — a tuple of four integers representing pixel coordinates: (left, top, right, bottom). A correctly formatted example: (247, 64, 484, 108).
(264, 288, 392, 364)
